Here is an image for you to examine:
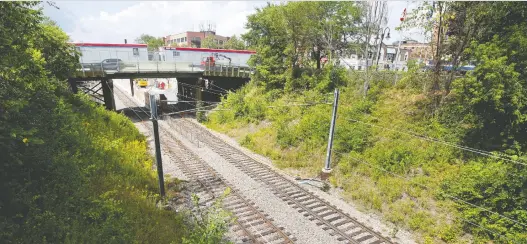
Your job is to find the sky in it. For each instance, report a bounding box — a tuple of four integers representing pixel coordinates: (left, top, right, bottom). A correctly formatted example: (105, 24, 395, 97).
(43, 1, 424, 45)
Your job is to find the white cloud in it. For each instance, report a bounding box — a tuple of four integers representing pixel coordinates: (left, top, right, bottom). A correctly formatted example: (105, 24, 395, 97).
(64, 1, 425, 44)
(68, 1, 267, 43)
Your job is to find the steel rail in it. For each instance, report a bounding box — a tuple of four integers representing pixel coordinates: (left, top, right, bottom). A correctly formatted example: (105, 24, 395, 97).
(172, 118, 395, 244)
(114, 87, 294, 244)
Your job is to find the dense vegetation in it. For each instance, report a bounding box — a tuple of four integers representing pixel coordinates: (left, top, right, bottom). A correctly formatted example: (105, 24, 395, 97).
(204, 2, 527, 243)
(1, 2, 230, 243)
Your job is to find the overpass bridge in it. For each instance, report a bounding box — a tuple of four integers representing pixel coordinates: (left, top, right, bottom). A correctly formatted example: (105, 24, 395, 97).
(68, 61, 253, 111)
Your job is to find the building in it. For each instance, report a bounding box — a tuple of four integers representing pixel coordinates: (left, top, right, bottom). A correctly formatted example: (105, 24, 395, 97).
(397, 40, 433, 63)
(339, 42, 411, 71)
(154, 46, 255, 67)
(73, 43, 149, 63)
(163, 30, 229, 48)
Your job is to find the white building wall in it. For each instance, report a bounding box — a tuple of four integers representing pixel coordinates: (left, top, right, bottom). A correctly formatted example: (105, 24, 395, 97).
(77, 46, 148, 63)
(158, 47, 254, 66)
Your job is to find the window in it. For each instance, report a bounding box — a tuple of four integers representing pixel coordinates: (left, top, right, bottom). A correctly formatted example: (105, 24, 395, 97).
(219, 40, 224, 45)
(184, 37, 187, 42)
(173, 51, 180, 57)
(133, 48, 139, 56)
(358, 66, 362, 70)
(368, 52, 373, 59)
(192, 37, 201, 41)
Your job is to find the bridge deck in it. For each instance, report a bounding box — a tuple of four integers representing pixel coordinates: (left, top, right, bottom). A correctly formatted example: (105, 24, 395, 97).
(73, 61, 253, 80)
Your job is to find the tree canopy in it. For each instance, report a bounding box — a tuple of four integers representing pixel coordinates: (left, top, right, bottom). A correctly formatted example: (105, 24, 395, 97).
(0, 2, 195, 242)
(135, 33, 164, 51)
(201, 35, 218, 49)
(207, 1, 527, 242)
(242, 1, 362, 91)
(224, 35, 246, 50)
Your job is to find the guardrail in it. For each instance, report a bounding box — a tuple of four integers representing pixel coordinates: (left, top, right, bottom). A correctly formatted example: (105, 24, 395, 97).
(73, 61, 254, 78)
(202, 63, 254, 78)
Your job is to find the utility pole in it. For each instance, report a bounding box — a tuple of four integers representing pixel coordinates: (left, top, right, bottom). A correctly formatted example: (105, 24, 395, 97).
(150, 94, 165, 197)
(322, 88, 340, 178)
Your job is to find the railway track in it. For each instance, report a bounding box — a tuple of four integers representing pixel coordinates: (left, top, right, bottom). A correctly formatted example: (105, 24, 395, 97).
(114, 87, 295, 244)
(167, 117, 395, 244)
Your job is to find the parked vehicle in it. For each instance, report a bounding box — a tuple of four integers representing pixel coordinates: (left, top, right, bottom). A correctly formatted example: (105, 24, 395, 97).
(101, 59, 125, 71)
(137, 79, 148, 88)
(79, 59, 126, 72)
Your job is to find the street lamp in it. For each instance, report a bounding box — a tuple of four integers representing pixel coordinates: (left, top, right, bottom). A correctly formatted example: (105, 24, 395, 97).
(375, 27, 391, 67)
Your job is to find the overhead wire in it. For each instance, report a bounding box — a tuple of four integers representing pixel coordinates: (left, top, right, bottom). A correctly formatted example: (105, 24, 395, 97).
(331, 150, 527, 230)
(209, 82, 230, 93)
(178, 82, 227, 96)
(179, 81, 227, 94)
(362, 113, 520, 162)
(111, 82, 519, 238)
(106, 58, 522, 240)
(346, 117, 527, 167)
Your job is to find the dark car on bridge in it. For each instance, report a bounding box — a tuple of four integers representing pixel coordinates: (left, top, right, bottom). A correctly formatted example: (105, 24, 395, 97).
(101, 59, 125, 71)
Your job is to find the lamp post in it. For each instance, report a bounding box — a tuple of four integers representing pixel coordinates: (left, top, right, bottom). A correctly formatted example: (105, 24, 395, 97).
(375, 27, 391, 68)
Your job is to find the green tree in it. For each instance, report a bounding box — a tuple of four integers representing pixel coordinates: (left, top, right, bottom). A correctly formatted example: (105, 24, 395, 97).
(224, 35, 246, 50)
(0, 2, 207, 243)
(451, 38, 526, 151)
(135, 34, 164, 51)
(201, 35, 218, 49)
(242, 2, 361, 91)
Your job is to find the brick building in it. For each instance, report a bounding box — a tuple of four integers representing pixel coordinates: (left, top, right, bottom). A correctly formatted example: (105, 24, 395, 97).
(163, 30, 229, 48)
(397, 40, 432, 62)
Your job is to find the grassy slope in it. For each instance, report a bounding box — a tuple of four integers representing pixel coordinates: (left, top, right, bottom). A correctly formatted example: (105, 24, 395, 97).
(3, 92, 188, 243)
(204, 80, 472, 243)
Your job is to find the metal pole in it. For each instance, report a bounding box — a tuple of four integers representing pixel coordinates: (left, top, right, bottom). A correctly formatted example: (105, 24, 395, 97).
(376, 34, 383, 68)
(324, 88, 339, 172)
(130, 78, 134, 97)
(394, 41, 402, 84)
(150, 94, 165, 197)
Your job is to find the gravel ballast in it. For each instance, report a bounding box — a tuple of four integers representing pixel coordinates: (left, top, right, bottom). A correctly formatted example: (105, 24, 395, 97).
(112, 80, 416, 244)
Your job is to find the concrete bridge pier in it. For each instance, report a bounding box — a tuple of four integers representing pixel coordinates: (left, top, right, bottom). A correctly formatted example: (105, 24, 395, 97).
(102, 78, 116, 111)
(196, 77, 204, 121)
(129, 78, 134, 97)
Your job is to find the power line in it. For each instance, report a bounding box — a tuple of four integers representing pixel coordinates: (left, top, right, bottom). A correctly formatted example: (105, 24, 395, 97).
(267, 102, 332, 108)
(176, 93, 221, 104)
(209, 82, 230, 93)
(332, 151, 527, 230)
(178, 83, 225, 95)
(346, 117, 527, 167)
(178, 82, 227, 96)
(160, 104, 220, 117)
(363, 114, 520, 162)
(336, 152, 510, 238)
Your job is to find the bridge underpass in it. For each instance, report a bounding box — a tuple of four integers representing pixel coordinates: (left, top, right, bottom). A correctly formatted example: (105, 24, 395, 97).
(68, 64, 253, 114)
(176, 76, 250, 112)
